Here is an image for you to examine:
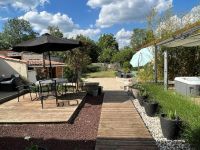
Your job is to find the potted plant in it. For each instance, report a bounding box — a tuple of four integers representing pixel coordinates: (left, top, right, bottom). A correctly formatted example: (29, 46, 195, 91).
(143, 99, 158, 117)
(160, 110, 182, 140)
(131, 84, 141, 99)
(138, 90, 149, 106)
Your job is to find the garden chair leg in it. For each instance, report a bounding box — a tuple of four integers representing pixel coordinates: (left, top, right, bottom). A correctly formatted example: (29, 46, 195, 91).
(30, 92, 33, 101)
(41, 97, 44, 109)
(18, 91, 20, 102)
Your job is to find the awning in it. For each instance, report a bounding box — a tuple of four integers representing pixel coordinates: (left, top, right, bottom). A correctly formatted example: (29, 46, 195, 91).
(130, 46, 154, 68)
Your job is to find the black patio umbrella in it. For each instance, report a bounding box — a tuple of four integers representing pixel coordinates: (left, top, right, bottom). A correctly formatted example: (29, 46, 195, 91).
(12, 33, 82, 78)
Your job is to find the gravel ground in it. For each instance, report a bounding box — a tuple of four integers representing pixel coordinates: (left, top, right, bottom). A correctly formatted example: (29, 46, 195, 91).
(132, 98, 191, 150)
(0, 94, 104, 150)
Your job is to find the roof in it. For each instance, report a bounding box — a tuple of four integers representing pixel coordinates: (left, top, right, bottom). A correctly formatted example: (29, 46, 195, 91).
(0, 55, 27, 63)
(28, 59, 66, 67)
(0, 55, 65, 67)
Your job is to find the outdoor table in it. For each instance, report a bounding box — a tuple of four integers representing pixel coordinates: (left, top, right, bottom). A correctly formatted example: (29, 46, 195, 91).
(35, 78, 68, 108)
(35, 78, 68, 85)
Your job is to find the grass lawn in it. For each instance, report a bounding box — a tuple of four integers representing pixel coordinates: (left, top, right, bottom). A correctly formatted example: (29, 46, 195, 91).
(83, 70, 116, 78)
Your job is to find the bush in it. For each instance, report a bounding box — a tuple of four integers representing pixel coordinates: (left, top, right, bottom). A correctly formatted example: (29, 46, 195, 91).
(63, 67, 75, 82)
(85, 65, 100, 73)
(143, 83, 200, 148)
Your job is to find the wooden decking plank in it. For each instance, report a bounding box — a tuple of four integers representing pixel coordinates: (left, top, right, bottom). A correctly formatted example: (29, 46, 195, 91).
(0, 92, 86, 123)
(85, 78, 157, 150)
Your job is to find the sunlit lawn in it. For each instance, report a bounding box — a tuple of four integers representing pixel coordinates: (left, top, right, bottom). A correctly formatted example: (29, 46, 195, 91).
(83, 70, 116, 78)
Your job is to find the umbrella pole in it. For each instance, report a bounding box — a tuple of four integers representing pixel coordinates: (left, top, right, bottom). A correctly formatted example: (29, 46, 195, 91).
(43, 53, 47, 78)
(48, 51, 52, 78)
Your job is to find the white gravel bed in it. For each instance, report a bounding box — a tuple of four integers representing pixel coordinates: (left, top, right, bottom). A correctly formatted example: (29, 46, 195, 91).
(132, 98, 191, 150)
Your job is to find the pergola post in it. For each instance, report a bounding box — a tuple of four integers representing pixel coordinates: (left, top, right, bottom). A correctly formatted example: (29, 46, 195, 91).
(164, 50, 168, 90)
(154, 45, 158, 83)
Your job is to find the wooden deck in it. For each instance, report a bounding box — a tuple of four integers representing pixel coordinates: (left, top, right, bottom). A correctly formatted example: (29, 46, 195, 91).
(86, 78, 157, 150)
(0, 92, 86, 123)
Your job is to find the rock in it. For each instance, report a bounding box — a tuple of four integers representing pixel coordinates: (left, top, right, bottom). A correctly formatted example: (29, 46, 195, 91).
(132, 98, 191, 150)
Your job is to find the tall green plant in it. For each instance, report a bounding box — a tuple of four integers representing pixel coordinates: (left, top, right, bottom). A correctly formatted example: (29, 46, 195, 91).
(143, 83, 200, 148)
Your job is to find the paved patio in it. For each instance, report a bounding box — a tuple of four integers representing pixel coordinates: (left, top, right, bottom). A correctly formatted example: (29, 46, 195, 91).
(0, 92, 86, 123)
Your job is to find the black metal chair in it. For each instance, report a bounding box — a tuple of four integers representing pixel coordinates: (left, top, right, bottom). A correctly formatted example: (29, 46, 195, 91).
(16, 84, 37, 102)
(38, 80, 58, 109)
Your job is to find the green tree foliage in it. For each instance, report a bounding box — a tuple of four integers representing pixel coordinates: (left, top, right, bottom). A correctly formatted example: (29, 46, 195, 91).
(48, 26, 63, 38)
(98, 48, 114, 63)
(122, 61, 132, 73)
(0, 18, 37, 49)
(112, 47, 134, 65)
(98, 33, 119, 50)
(131, 29, 148, 49)
(167, 47, 200, 80)
(64, 48, 91, 88)
(47, 26, 64, 57)
(98, 33, 119, 63)
(76, 35, 101, 63)
(112, 47, 135, 73)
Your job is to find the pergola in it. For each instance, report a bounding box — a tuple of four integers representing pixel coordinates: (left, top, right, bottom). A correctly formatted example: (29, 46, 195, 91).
(145, 22, 200, 90)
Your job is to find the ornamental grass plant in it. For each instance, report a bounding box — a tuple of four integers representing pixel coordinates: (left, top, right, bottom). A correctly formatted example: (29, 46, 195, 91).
(143, 83, 200, 149)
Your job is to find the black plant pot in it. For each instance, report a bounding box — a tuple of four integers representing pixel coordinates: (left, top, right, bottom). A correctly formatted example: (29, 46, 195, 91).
(144, 101, 158, 117)
(138, 96, 148, 106)
(38, 147, 47, 150)
(160, 114, 182, 140)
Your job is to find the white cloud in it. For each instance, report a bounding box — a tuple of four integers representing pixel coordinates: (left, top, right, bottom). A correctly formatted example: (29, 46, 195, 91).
(0, 0, 49, 11)
(87, 0, 173, 28)
(87, 0, 120, 8)
(115, 28, 132, 49)
(65, 28, 101, 39)
(0, 17, 9, 21)
(20, 11, 77, 35)
(182, 5, 200, 25)
(20, 11, 101, 39)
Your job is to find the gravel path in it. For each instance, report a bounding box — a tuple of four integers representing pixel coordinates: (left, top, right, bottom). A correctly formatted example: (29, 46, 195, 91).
(132, 98, 191, 150)
(0, 94, 103, 150)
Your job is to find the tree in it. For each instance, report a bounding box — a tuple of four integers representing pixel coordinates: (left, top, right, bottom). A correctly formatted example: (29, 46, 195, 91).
(47, 26, 64, 57)
(76, 35, 101, 63)
(0, 18, 37, 49)
(130, 29, 147, 49)
(98, 33, 119, 51)
(98, 48, 115, 63)
(64, 48, 91, 89)
(98, 34, 119, 63)
(112, 46, 134, 65)
(112, 47, 134, 72)
(48, 26, 63, 38)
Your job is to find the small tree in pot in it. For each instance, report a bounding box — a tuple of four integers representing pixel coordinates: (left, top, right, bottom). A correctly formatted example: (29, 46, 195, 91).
(160, 110, 182, 140)
(131, 84, 142, 99)
(138, 90, 149, 106)
(143, 99, 158, 117)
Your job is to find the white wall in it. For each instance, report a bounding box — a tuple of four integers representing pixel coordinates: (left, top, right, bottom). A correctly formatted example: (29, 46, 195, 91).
(27, 70, 37, 83)
(0, 58, 28, 79)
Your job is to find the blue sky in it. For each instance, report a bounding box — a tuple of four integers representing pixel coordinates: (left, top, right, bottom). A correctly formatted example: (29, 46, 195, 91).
(0, 0, 200, 48)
